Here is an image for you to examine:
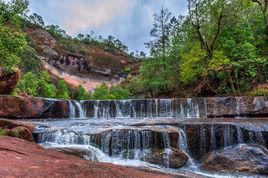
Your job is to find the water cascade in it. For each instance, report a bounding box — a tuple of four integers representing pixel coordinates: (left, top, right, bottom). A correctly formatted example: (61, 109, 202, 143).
(33, 97, 268, 177)
(82, 98, 205, 119)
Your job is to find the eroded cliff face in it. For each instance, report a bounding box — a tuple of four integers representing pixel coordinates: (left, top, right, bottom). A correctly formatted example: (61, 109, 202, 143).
(25, 27, 131, 91)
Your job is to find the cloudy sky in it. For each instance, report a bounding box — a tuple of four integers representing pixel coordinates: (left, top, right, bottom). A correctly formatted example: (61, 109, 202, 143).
(27, 0, 188, 53)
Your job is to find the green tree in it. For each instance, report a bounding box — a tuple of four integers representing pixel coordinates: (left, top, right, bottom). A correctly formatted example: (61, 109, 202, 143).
(92, 83, 110, 100)
(110, 87, 131, 100)
(38, 71, 57, 98)
(0, 0, 28, 73)
(15, 72, 39, 96)
(76, 85, 90, 101)
(57, 79, 70, 99)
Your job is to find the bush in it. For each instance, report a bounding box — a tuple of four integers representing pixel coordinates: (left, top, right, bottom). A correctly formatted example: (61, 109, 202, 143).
(110, 87, 131, 100)
(57, 79, 70, 99)
(15, 72, 39, 96)
(0, 129, 7, 136)
(92, 83, 110, 100)
(247, 88, 268, 96)
(19, 46, 42, 74)
(76, 85, 90, 101)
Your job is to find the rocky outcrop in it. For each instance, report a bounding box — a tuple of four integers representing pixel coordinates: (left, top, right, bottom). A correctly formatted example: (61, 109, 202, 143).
(26, 27, 130, 91)
(0, 68, 20, 94)
(0, 95, 68, 119)
(0, 137, 172, 178)
(201, 144, 268, 175)
(206, 96, 268, 117)
(50, 146, 98, 161)
(0, 119, 35, 142)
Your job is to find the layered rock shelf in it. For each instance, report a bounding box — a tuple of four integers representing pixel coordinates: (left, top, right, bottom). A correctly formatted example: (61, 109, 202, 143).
(0, 95, 267, 119)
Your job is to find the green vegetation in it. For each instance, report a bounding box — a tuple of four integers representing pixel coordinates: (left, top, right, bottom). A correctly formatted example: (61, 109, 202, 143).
(0, 0, 27, 73)
(76, 85, 91, 101)
(1, 0, 268, 100)
(92, 83, 131, 100)
(127, 0, 268, 97)
(57, 79, 70, 100)
(0, 129, 6, 136)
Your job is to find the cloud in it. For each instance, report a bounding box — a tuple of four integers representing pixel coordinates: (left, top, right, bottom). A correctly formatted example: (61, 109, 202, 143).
(62, 0, 132, 35)
(28, 0, 188, 53)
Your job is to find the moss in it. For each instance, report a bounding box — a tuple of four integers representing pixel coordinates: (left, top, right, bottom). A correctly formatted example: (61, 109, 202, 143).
(0, 129, 7, 136)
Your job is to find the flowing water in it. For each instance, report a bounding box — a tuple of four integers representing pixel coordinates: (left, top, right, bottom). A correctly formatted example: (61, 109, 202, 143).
(31, 98, 267, 178)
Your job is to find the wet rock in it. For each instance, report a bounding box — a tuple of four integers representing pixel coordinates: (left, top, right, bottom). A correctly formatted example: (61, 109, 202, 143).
(0, 137, 172, 178)
(90, 127, 180, 155)
(201, 144, 268, 175)
(0, 95, 69, 119)
(145, 148, 189, 169)
(0, 119, 35, 142)
(0, 119, 35, 132)
(206, 96, 268, 117)
(0, 68, 20, 94)
(121, 148, 188, 169)
(50, 147, 98, 161)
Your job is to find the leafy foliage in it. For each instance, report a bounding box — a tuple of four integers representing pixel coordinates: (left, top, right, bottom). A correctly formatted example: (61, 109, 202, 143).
(138, 0, 268, 97)
(0, 0, 28, 73)
(92, 83, 131, 100)
(76, 85, 91, 101)
(57, 79, 70, 100)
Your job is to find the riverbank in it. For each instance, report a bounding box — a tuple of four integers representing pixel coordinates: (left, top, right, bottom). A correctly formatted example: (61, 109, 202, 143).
(0, 136, 174, 178)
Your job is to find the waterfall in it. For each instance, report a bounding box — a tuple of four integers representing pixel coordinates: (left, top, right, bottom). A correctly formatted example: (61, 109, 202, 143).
(80, 98, 204, 119)
(74, 101, 85, 118)
(248, 131, 255, 144)
(177, 127, 196, 166)
(68, 101, 85, 118)
(199, 125, 206, 155)
(68, 101, 76, 118)
(236, 126, 244, 144)
(223, 125, 232, 148)
(161, 132, 171, 168)
(210, 125, 216, 151)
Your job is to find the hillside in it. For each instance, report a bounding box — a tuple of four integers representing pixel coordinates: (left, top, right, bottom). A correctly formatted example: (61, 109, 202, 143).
(25, 26, 134, 91)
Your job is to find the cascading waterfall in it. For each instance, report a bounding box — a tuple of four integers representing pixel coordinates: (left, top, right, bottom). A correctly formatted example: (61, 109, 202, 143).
(223, 125, 232, 148)
(80, 98, 205, 119)
(68, 101, 76, 118)
(236, 126, 244, 144)
(68, 101, 85, 118)
(210, 125, 216, 151)
(35, 97, 268, 176)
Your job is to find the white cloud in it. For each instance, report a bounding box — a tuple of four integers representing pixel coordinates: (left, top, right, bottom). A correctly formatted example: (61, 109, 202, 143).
(62, 0, 132, 35)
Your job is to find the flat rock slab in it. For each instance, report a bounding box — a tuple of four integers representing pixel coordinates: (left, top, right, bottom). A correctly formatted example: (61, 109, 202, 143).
(0, 137, 173, 178)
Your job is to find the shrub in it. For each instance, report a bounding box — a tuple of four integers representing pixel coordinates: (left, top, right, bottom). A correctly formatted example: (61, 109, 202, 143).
(92, 83, 110, 100)
(76, 85, 90, 101)
(15, 72, 39, 96)
(57, 79, 70, 99)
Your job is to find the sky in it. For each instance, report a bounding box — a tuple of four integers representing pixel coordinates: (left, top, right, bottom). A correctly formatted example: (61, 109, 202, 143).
(27, 0, 188, 53)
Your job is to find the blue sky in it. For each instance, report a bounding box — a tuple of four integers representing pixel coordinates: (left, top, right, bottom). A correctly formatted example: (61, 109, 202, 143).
(27, 0, 188, 53)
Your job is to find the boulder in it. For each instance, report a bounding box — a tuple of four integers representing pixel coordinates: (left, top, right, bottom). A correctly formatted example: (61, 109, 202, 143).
(50, 147, 98, 161)
(201, 144, 268, 175)
(0, 68, 20, 94)
(145, 148, 189, 169)
(0, 119, 35, 142)
(122, 148, 189, 169)
(10, 126, 35, 142)
(0, 137, 172, 178)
